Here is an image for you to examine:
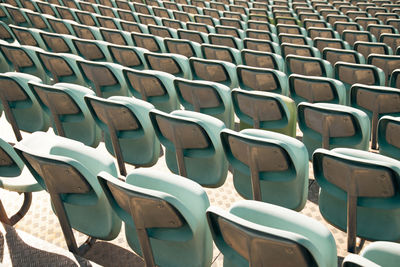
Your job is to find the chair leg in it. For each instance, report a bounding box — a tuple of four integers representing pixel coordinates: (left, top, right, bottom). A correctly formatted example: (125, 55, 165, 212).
(347, 194, 357, 253)
(0, 192, 32, 226)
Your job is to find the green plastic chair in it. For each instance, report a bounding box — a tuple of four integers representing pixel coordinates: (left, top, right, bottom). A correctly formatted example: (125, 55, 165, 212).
(289, 74, 346, 105)
(313, 37, 351, 53)
(70, 23, 103, 41)
(343, 241, 400, 267)
(0, 72, 49, 141)
(148, 24, 178, 39)
(131, 32, 165, 53)
(322, 48, 365, 66)
(72, 38, 112, 62)
(350, 84, 400, 149)
(215, 25, 245, 39)
(220, 129, 308, 210)
(190, 57, 238, 89)
(174, 77, 234, 129)
(97, 169, 213, 267)
(3, 4, 30, 27)
(0, 20, 15, 43)
(241, 49, 285, 72)
(85, 95, 160, 175)
(307, 27, 339, 39)
(14, 132, 122, 255)
(278, 33, 313, 46)
(237, 65, 289, 96)
(28, 82, 101, 148)
(281, 43, 321, 58)
(333, 21, 363, 36)
(243, 38, 281, 54)
(378, 115, 400, 160)
(0, 42, 46, 81)
(201, 44, 242, 65)
(149, 109, 228, 188)
(367, 24, 398, 41)
(36, 50, 85, 85)
(99, 28, 133, 46)
(144, 51, 192, 79)
(39, 31, 77, 54)
(8, 25, 46, 49)
(245, 29, 279, 43)
(286, 55, 333, 77)
(123, 68, 179, 113)
(354, 41, 393, 60)
(342, 30, 376, 48)
(77, 59, 129, 98)
(207, 200, 337, 267)
(298, 102, 371, 158)
(208, 33, 243, 50)
(367, 54, 400, 86)
(177, 28, 209, 44)
(74, 9, 100, 27)
(313, 148, 400, 253)
(164, 38, 202, 58)
(232, 89, 297, 137)
(380, 33, 400, 53)
(334, 62, 386, 105)
(0, 138, 42, 225)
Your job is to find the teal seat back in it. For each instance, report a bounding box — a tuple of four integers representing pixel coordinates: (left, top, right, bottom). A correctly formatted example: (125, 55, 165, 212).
(14, 132, 121, 242)
(164, 37, 202, 58)
(72, 38, 111, 62)
(334, 62, 385, 105)
(367, 54, 400, 86)
(174, 78, 234, 129)
(207, 201, 338, 267)
(289, 74, 346, 105)
(232, 89, 297, 137)
(107, 43, 147, 70)
(29, 82, 101, 147)
(221, 129, 308, 210)
(98, 169, 213, 267)
(0, 72, 49, 141)
(313, 148, 400, 251)
(378, 115, 400, 160)
(241, 49, 285, 71)
(144, 52, 192, 79)
(85, 95, 160, 172)
(286, 55, 333, 77)
(322, 48, 365, 66)
(298, 102, 371, 158)
(150, 109, 228, 188)
(201, 44, 242, 65)
(0, 21, 15, 43)
(123, 69, 179, 112)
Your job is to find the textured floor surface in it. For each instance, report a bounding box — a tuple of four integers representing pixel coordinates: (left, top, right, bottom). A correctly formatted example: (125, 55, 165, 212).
(0, 115, 369, 266)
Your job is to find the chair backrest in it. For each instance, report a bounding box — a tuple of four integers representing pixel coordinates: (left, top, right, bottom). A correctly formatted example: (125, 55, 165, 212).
(231, 88, 296, 137)
(286, 55, 332, 77)
(131, 32, 164, 53)
(354, 41, 392, 60)
(367, 54, 400, 86)
(39, 31, 75, 54)
(123, 68, 178, 112)
(289, 74, 346, 105)
(378, 115, 400, 161)
(241, 49, 284, 71)
(323, 48, 364, 66)
(298, 103, 370, 157)
(342, 30, 375, 47)
(72, 38, 110, 62)
(107, 43, 146, 70)
(350, 84, 400, 149)
(281, 43, 319, 58)
(237, 65, 288, 95)
(313, 148, 400, 252)
(201, 43, 241, 65)
(314, 37, 349, 52)
(164, 37, 201, 58)
(144, 52, 191, 79)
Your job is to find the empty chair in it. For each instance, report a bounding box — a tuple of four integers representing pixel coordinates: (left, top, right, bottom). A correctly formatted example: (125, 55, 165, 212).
(14, 132, 122, 255)
(286, 55, 333, 77)
(232, 89, 297, 137)
(343, 241, 400, 267)
(381, 33, 400, 52)
(335, 62, 386, 105)
(0, 20, 15, 43)
(220, 129, 308, 210)
(307, 27, 339, 40)
(313, 148, 400, 252)
(39, 31, 77, 54)
(177, 29, 208, 44)
(342, 30, 376, 47)
(29, 82, 101, 147)
(144, 52, 192, 79)
(313, 37, 350, 52)
(148, 24, 178, 39)
(85, 95, 160, 176)
(190, 57, 238, 89)
(367, 24, 398, 40)
(164, 38, 202, 58)
(77, 59, 129, 98)
(298, 102, 371, 158)
(322, 48, 365, 66)
(70, 23, 102, 41)
(201, 44, 242, 65)
(206, 200, 337, 267)
(99, 28, 132, 46)
(0, 138, 42, 225)
(354, 41, 393, 60)
(107, 43, 147, 70)
(209, 33, 243, 49)
(0, 72, 49, 141)
(281, 43, 320, 58)
(98, 169, 213, 267)
(350, 84, 400, 149)
(289, 74, 346, 105)
(131, 32, 165, 53)
(9, 25, 45, 48)
(243, 38, 281, 54)
(0, 42, 46, 81)
(36, 50, 84, 85)
(123, 68, 179, 112)
(72, 39, 111, 62)
(333, 21, 362, 36)
(174, 78, 234, 129)
(241, 49, 285, 72)
(237, 65, 289, 96)
(378, 115, 400, 160)
(368, 54, 400, 86)
(149, 109, 228, 187)
(245, 29, 278, 43)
